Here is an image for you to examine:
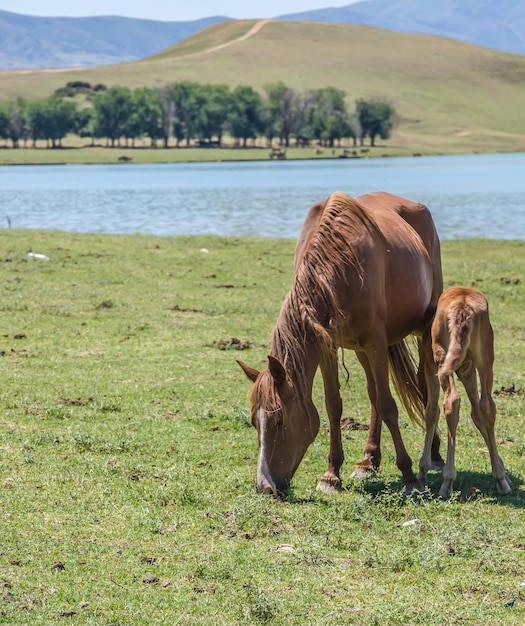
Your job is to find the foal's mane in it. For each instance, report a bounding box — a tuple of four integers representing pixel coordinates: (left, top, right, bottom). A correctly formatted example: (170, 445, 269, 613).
(268, 192, 381, 396)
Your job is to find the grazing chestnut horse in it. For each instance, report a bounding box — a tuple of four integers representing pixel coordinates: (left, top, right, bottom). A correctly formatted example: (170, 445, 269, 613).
(239, 191, 443, 496)
(418, 287, 512, 498)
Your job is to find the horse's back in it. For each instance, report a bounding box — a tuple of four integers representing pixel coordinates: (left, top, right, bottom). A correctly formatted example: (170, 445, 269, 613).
(356, 191, 443, 298)
(296, 192, 440, 342)
(433, 287, 493, 373)
(295, 191, 433, 269)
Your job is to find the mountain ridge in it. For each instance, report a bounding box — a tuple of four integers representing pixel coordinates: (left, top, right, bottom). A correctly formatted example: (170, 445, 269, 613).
(0, 10, 231, 70)
(0, 1, 524, 70)
(278, 0, 525, 56)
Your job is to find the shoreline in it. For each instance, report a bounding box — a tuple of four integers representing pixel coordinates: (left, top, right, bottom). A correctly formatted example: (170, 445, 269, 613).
(0, 140, 523, 167)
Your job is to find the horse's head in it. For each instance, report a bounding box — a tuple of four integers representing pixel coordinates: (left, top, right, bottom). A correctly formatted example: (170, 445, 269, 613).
(238, 356, 320, 497)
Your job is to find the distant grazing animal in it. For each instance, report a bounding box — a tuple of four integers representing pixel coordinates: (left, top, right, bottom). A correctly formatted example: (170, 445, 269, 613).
(418, 287, 512, 498)
(238, 191, 443, 497)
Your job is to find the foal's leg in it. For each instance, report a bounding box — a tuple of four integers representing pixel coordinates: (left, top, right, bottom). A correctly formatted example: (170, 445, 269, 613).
(350, 351, 382, 478)
(317, 349, 344, 492)
(458, 362, 512, 495)
(439, 372, 460, 498)
(417, 340, 442, 486)
(417, 336, 444, 469)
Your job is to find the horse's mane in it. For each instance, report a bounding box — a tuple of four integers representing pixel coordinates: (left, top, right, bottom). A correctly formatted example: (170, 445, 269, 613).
(269, 192, 382, 392)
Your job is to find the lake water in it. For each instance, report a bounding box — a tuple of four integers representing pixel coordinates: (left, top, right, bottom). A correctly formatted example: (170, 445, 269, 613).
(1, 152, 524, 240)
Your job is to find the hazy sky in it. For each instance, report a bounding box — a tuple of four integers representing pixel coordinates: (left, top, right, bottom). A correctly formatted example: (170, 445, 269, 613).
(0, 1, 362, 21)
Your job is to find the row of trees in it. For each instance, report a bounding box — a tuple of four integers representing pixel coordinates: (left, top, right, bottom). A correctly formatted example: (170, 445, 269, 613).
(0, 81, 397, 149)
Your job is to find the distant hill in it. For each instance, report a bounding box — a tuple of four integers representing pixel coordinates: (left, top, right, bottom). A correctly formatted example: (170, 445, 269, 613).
(0, 10, 231, 70)
(2, 20, 525, 155)
(277, 0, 525, 56)
(0, 1, 524, 71)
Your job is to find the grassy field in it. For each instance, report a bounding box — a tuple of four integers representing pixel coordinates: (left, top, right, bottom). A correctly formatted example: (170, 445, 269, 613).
(0, 141, 458, 167)
(1, 20, 525, 160)
(1, 230, 524, 624)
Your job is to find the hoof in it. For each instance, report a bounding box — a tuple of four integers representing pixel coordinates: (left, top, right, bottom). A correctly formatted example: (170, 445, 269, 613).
(350, 463, 376, 480)
(403, 480, 426, 497)
(439, 486, 452, 500)
(496, 477, 512, 495)
(430, 459, 445, 471)
(316, 473, 342, 493)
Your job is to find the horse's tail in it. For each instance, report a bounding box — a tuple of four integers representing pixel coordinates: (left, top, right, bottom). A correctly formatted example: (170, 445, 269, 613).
(388, 337, 425, 428)
(439, 307, 474, 378)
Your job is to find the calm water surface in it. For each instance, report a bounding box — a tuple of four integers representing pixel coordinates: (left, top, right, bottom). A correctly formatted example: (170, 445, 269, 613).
(1, 153, 524, 240)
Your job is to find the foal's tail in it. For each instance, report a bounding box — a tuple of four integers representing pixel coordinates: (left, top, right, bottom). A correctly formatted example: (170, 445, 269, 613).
(388, 337, 425, 428)
(439, 307, 474, 377)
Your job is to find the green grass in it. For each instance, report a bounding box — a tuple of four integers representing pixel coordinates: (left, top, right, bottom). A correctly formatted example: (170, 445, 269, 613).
(1, 232, 524, 624)
(1, 20, 525, 160)
(0, 142, 448, 166)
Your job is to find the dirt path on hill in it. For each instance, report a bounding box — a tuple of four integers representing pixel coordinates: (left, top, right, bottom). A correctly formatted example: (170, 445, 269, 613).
(179, 19, 271, 59)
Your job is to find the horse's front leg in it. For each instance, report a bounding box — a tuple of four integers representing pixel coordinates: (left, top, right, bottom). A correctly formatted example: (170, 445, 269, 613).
(350, 351, 382, 478)
(317, 349, 344, 493)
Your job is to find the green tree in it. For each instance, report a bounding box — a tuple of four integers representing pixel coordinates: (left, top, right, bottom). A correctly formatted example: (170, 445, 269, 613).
(263, 81, 298, 147)
(93, 86, 134, 147)
(306, 87, 348, 147)
(133, 87, 163, 147)
(356, 97, 396, 146)
(226, 85, 264, 147)
(158, 86, 175, 148)
(291, 89, 318, 147)
(75, 107, 97, 145)
(26, 100, 48, 147)
(160, 81, 200, 147)
(49, 97, 78, 147)
(26, 97, 77, 148)
(0, 104, 10, 144)
(6, 98, 28, 148)
(194, 84, 231, 145)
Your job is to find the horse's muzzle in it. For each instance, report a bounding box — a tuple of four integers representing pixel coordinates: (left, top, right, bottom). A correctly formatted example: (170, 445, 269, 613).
(257, 475, 290, 498)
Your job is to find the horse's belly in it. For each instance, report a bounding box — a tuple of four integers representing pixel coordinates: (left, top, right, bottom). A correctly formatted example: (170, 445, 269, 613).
(385, 265, 433, 339)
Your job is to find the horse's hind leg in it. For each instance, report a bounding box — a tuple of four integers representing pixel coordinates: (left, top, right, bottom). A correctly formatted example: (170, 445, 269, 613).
(364, 340, 422, 491)
(351, 351, 382, 478)
(317, 349, 344, 492)
(458, 360, 512, 495)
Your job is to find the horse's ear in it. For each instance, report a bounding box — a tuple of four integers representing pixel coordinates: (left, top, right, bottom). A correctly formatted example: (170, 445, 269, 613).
(267, 355, 287, 387)
(237, 360, 260, 383)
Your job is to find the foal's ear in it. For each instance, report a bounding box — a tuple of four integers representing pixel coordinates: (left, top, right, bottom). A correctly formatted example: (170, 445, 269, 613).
(237, 360, 260, 383)
(267, 355, 287, 387)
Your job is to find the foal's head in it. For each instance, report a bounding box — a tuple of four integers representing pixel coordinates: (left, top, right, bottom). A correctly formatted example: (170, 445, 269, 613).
(238, 356, 320, 497)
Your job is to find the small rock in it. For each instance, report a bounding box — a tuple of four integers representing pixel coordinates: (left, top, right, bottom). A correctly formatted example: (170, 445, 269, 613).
(273, 544, 296, 553)
(401, 519, 422, 527)
(51, 561, 65, 571)
(142, 575, 159, 584)
(140, 556, 157, 565)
